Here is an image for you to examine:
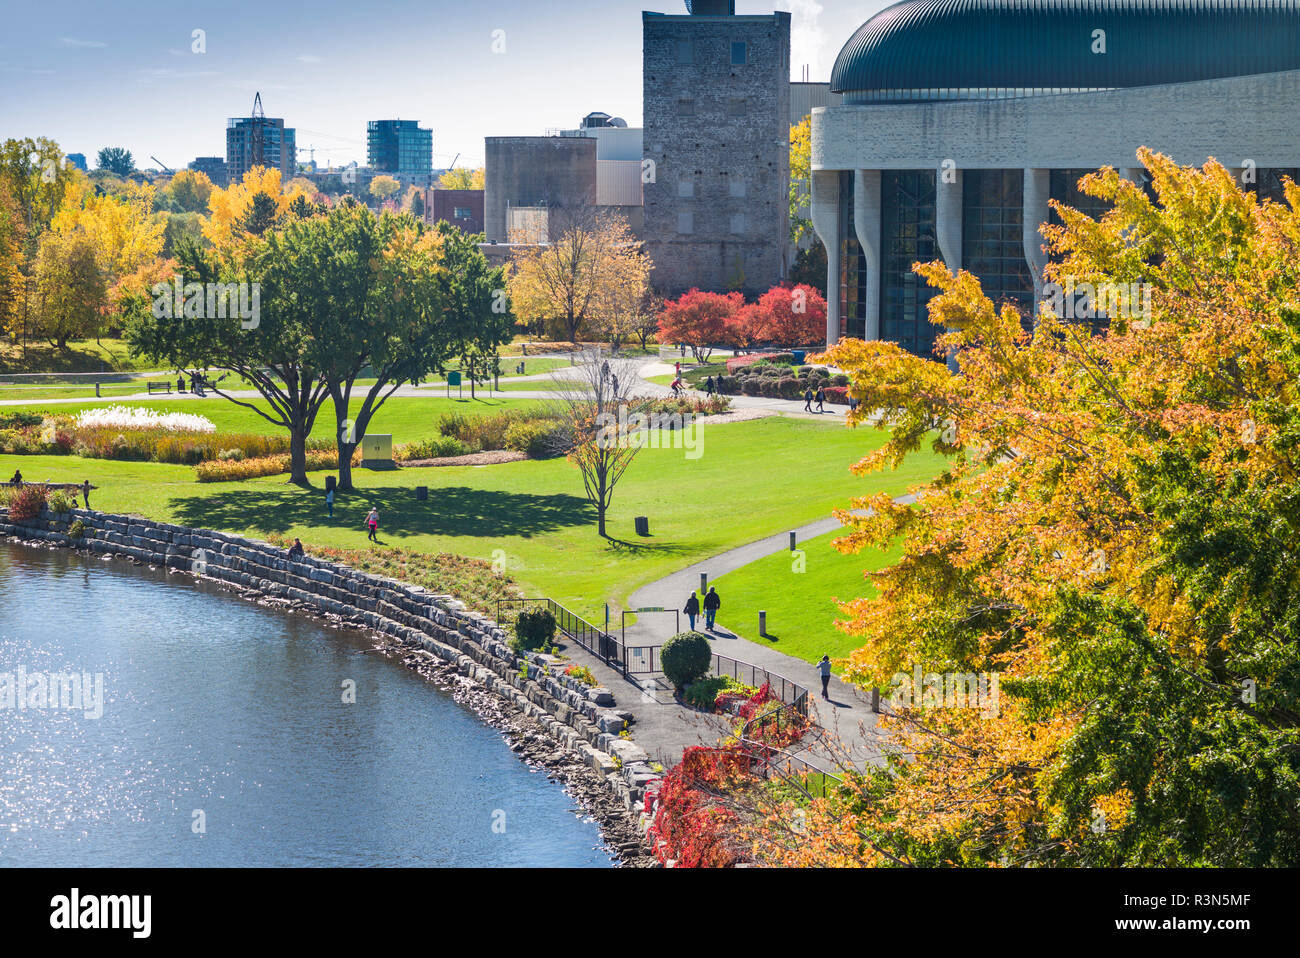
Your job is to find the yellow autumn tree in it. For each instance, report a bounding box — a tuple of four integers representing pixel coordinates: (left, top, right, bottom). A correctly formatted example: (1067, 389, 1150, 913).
(203, 167, 308, 249)
(437, 167, 484, 191)
(506, 209, 650, 342)
(742, 149, 1300, 868)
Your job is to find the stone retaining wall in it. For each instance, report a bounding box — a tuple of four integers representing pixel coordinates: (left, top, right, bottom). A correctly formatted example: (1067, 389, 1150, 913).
(0, 506, 662, 846)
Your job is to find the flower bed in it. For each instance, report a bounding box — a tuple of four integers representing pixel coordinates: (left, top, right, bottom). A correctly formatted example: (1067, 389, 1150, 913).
(74, 405, 216, 434)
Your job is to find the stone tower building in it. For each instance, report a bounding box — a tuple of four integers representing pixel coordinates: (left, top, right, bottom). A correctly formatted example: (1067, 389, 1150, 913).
(642, 4, 791, 298)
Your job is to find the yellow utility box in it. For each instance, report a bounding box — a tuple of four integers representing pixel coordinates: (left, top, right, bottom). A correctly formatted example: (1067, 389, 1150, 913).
(360, 434, 395, 469)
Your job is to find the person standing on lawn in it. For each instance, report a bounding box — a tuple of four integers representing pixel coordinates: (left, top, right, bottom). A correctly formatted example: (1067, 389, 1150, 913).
(326, 486, 334, 518)
(683, 591, 700, 632)
(366, 507, 379, 542)
(703, 586, 721, 631)
(81, 479, 92, 509)
(816, 655, 832, 700)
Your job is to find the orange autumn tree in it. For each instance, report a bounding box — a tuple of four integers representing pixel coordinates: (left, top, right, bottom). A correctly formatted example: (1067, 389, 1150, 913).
(748, 148, 1300, 867)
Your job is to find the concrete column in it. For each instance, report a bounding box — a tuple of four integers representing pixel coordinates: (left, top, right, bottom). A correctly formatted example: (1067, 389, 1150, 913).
(811, 170, 841, 348)
(935, 170, 962, 272)
(853, 170, 882, 342)
(936, 170, 963, 370)
(1023, 168, 1051, 321)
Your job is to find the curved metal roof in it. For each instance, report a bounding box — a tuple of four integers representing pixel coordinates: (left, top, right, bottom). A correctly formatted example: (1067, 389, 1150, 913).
(830, 0, 1300, 98)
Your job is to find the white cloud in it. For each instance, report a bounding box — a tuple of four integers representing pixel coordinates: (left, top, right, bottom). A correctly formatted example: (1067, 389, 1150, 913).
(297, 55, 323, 64)
(775, 0, 826, 78)
(59, 37, 108, 48)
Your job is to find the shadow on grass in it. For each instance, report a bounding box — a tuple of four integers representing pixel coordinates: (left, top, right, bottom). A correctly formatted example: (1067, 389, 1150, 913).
(169, 484, 597, 539)
(603, 535, 692, 559)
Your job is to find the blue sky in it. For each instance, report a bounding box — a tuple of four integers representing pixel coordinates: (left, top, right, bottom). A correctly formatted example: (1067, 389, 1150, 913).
(0, 0, 889, 173)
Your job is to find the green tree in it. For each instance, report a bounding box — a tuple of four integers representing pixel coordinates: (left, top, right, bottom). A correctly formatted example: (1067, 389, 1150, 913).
(789, 117, 812, 245)
(125, 227, 330, 484)
(313, 208, 470, 490)
(34, 229, 105, 348)
(439, 225, 512, 398)
(96, 147, 135, 176)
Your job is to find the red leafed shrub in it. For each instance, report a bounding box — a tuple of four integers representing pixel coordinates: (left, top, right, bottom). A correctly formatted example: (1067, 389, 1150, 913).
(649, 745, 755, 868)
(6, 484, 47, 521)
(822, 385, 851, 405)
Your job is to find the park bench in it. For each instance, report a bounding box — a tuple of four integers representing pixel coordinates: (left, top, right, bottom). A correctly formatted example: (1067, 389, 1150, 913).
(146, 381, 172, 395)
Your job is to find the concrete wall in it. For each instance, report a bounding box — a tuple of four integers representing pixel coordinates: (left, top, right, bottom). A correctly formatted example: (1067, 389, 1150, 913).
(484, 136, 598, 242)
(642, 12, 791, 298)
(813, 70, 1300, 172)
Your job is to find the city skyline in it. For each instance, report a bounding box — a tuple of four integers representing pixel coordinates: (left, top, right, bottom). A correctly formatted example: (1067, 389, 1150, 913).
(0, 0, 883, 174)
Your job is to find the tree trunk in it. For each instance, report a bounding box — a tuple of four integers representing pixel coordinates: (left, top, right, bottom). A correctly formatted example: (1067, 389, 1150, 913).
(338, 443, 355, 492)
(289, 427, 308, 485)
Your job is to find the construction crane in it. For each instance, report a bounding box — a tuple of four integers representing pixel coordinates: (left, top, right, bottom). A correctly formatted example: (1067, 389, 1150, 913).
(150, 156, 174, 174)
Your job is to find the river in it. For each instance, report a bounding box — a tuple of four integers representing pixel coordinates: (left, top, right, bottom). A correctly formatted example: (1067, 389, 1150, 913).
(0, 541, 613, 867)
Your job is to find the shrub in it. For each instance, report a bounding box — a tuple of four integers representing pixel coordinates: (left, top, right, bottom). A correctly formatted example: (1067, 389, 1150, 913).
(777, 377, 802, 399)
(195, 448, 355, 482)
(740, 378, 762, 396)
(661, 631, 713, 691)
(394, 435, 470, 461)
(68, 518, 87, 539)
(503, 420, 564, 458)
(682, 675, 729, 710)
(715, 375, 738, 394)
(823, 386, 850, 405)
(0, 412, 43, 430)
(47, 489, 78, 513)
(512, 606, 557, 652)
(6, 485, 47, 520)
(832, 374, 850, 387)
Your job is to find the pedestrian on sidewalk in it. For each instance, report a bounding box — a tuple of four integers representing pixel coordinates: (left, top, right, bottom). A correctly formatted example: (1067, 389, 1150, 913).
(703, 586, 721, 631)
(815, 386, 826, 413)
(816, 655, 832, 699)
(704, 375, 715, 396)
(325, 487, 334, 518)
(366, 507, 379, 542)
(683, 591, 700, 631)
(803, 386, 814, 412)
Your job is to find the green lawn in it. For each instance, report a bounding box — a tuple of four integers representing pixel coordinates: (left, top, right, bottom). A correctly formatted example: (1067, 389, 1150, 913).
(647, 362, 727, 388)
(3, 395, 549, 443)
(1, 415, 943, 621)
(0, 337, 143, 374)
(712, 527, 904, 667)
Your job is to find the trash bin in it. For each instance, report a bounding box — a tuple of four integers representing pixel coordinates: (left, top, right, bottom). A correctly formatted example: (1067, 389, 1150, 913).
(634, 516, 650, 536)
(791, 350, 806, 365)
(416, 486, 428, 501)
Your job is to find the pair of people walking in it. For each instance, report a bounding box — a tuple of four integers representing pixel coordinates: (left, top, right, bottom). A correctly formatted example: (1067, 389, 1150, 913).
(804, 387, 825, 413)
(683, 586, 721, 632)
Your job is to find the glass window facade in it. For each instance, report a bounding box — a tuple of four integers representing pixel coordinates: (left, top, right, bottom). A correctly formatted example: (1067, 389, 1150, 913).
(880, 170, 940, 357)
(962, 170, 1032, 323)
(1255, 168, 1300, 205)
(1050, 169, 1111, 227)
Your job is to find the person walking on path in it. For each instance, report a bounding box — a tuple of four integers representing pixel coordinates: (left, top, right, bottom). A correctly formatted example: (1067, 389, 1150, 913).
(366, 507, 379, 542)
(81, 479, 92, 509)
(816, 655, 833, 700)
(683, 591, 701, 632)
(815, 386, 826, 414)
(326, 487, 334, 518)
(803, 386, 814, 413)
(704, 375, 715, 396)
(703, 586, 721, 631)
